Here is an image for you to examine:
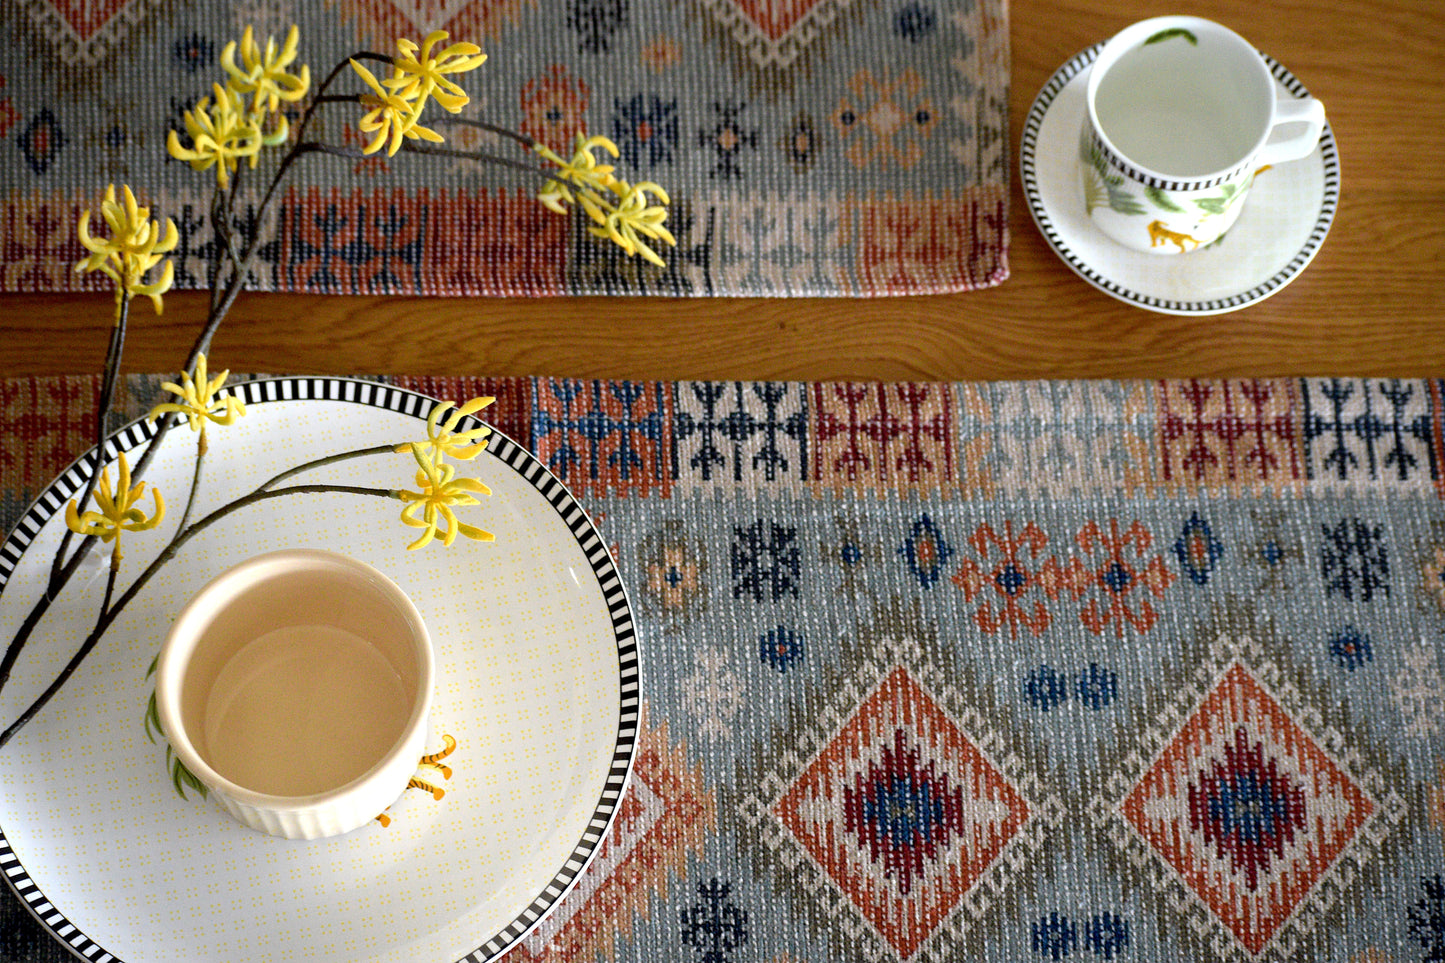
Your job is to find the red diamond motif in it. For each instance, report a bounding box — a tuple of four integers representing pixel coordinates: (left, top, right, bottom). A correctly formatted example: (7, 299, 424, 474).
(699, 0, 853, 68)
(773, 666, 1030, 959)
(725, 0, 831, 40)
(1121, 664, 1374, 956)
(340, 0, 532, 47)
(24, 0, 168, 65)
(36, 0, 132, 41)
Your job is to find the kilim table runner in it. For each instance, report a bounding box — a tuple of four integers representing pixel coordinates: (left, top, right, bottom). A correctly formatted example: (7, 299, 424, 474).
(0, 1, 1009, 296)
(3, 374, 1445, 962)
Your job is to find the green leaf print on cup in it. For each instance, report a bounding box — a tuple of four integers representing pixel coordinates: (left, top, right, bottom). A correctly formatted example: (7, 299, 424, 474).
(1194, 183, 1241, 215)
(1080, 132, 1147, 216)
(1144, 27, 1198, 46)
(145, 650, 207, 801)
(1145, 185, 1185, 213)
(1194, 165, 1268, 217)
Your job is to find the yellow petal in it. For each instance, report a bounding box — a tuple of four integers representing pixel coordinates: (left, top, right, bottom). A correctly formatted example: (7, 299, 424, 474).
(405, 522, 437, 551)
(457, 396, 494, 417)
(137, 488, 165, 530)
(450, 477, 491, 496)
(280, 24, 300, 61)
(350, 59, 388, 98)
(115, 453, 132, 495)
(437, 505, 459, 547)
(64, 498, 84, 534)
(445, 441, 488, 461)
(456, 522, 494, 542)
(410, 444, 438, 478)
(426, 401, 454, 434)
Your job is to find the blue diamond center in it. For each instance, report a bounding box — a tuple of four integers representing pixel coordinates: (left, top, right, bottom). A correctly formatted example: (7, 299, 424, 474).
(842, 729, 964, 895)
(994, 563, 1029, 597)
(1188, 727, 1306, 893)
(1100, 562, 1134, 594)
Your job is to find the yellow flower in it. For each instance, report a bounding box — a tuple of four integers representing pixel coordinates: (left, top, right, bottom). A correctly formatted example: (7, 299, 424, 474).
(397, 448, 493, 550)
(396, 397, 494, 462)
(350, 59, 443, 156)
(167, 83, 288, 187)
(591, 181, 676, 267)
(536, 135, 620, 216)
(386, 31, 486, 114)
(74, 185, 178, 314)
(64, 452, 165, 561)
(221, 25, 312, 115)
(148, 354, 247, 442)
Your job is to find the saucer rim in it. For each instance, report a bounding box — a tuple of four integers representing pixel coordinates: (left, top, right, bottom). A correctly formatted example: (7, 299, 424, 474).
(1020, 44, 1340, 316)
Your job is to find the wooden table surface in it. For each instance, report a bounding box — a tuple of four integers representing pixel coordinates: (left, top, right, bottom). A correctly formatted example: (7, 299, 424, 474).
(2, 0, 1441, 382)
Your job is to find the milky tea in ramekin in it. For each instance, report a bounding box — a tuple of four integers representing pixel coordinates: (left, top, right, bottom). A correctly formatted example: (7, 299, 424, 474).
(154, 549, 433, 839)
(1080, 16, 1326, 253)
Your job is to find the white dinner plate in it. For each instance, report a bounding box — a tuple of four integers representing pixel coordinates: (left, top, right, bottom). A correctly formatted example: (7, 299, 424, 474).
(1020, 45, 1340, 315)
(0, 377, 638, 963)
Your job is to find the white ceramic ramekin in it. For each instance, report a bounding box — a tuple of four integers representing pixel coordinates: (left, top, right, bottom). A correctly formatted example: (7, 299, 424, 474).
(155, 549, 433, 839)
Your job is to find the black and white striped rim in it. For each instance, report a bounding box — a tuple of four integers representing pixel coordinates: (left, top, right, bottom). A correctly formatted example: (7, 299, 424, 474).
(0, 377, 639, 963)
(1087, 126, 1253, 192)
(1021, 45, 1340, 316)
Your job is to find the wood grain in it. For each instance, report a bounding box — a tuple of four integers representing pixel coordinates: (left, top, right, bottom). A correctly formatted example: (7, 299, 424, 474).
(2, 0, 1441, 381)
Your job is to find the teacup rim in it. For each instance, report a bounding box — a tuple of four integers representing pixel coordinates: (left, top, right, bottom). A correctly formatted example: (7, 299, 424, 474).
(1084, 14, 1276, 189)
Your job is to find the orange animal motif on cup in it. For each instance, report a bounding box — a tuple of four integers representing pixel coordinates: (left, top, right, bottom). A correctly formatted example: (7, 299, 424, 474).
(374, 733, 458, 827)
(1148, 219, 1200, 252)
(419, 733, 457, 779)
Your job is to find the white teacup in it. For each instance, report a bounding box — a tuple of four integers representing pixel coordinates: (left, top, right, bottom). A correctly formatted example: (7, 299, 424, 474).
(154, 549, 433, 839)
(1079, 16, 1326, 253)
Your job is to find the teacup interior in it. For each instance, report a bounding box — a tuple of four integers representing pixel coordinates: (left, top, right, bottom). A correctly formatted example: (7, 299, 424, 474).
(177, 564, 422, 797)
(1093, 25, 1273, 178)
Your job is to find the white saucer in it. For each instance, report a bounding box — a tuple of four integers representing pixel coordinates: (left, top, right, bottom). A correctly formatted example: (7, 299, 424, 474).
(1020, 45, 1339, 315)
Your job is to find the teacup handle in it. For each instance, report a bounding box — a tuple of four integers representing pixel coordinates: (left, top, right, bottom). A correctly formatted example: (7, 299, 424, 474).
(1258, 96, 1326, 165)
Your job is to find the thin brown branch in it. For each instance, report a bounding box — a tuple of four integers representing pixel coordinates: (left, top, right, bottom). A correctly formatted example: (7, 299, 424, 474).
(398, 141, 547, 177)
(46, 293, 130, 590)
(0, 482, 397, 748)
(257, 443, 400, 491)
(433, 117, 536, 150)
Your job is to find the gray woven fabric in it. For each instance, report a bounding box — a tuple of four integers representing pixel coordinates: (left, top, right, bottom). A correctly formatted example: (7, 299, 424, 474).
(0, 0, 1009, 295)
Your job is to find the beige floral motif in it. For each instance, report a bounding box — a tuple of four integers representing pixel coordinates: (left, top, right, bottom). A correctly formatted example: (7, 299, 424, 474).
(1421, 545, 1445, 610)
(638, 519, 707, 620)
(833, 68, 936, 168)
(1350, 950, 1394, 963)
(640, 36, 681, 73)
(520, 64, 589, 146)
(1431, 763, 1445, 844)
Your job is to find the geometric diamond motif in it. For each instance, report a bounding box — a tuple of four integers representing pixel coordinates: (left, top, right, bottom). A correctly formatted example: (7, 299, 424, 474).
(16, 109, 66, 176)
(1120, 663, 1374, 957)
(29, 0, 133, 41)
(22, 0, 167, 66)
(694, 0, 855, 68)
(772, 665, 1031, 960)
